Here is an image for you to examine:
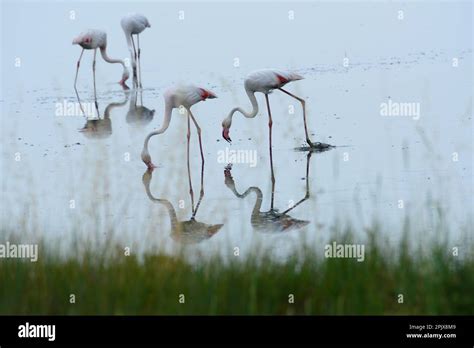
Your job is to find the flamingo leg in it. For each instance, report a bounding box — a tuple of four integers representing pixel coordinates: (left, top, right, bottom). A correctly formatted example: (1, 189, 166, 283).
(137, 34, 143, 89)
(264, 93, 275, 210)
(188, 110, 205, 165)
(186, 112, 195, 215)
(130, 35, 138, 88)
(92, 48, 99, 118)
(188, 109, 205, 200)
(74, 48, 87, 117)
(278, 88, 314, 147)
(281, 152, 312, 215)
(133, 89, 138, 108)
(192, 159, 205, 219)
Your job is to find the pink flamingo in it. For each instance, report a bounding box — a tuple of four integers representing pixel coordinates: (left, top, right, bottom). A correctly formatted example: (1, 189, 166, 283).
(73, 29, 130, 116)
(121, 13, 150, 88)
(141, 85, 217, 170)
(221, 69, 326, 150)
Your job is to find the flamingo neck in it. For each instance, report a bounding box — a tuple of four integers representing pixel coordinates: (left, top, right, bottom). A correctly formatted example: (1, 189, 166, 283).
(124, 33, 137, 69)
(225, 87, 259, 127)
(231, 186, 263, 216)
(144, 179, 178, 228)
(248, 187, 263, 217)
(142, 102, 173, 156)
(104, 98, 128, 119)
(129, 90, 138, 111)
(100, 47, 128, 79)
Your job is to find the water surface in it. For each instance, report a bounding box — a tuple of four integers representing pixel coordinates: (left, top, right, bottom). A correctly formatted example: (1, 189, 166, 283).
(1, 1, 472, 260)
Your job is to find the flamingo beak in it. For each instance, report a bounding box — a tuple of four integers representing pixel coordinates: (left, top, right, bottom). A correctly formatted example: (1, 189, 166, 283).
(222, 127, 231, 143)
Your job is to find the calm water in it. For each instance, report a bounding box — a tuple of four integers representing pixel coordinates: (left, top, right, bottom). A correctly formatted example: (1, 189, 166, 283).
(1, 1, 472, 259)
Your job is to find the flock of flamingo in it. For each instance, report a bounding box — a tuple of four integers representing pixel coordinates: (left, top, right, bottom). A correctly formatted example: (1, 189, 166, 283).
(73, 13, 332, 172)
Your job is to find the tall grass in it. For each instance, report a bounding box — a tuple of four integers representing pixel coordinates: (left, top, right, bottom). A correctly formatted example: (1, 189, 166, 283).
(0, 227, 473, 315)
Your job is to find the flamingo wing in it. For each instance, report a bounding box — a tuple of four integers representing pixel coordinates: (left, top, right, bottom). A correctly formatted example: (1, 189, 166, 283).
(73, 29, 106, 49)
(246, 69, 304, 92)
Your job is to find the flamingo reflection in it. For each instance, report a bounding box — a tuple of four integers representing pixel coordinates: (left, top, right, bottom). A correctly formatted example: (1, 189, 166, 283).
(142, 162, 223, 244)
(79, 97, 127, 138)
(224, 152, 313, 233)
(126, 89, 155, 126)
(79, 88, 154, 137)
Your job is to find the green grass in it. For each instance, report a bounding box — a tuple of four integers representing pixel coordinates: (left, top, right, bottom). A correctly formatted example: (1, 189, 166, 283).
(0, 229, 473, 315)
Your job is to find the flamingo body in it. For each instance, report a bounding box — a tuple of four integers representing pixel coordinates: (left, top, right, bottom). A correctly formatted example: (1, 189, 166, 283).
(121, 13, 151, 34)
(72, 29, 107, 49)
(244, 69, 303, 93)
(164, 85, 217, 109)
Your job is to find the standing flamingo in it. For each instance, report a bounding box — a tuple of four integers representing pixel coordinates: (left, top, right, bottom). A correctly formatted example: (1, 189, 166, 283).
(221, 69, 330, 151)
(141, 85, 217, 170)
(73, 29, 130, 116)
(121, 13, 150, 88)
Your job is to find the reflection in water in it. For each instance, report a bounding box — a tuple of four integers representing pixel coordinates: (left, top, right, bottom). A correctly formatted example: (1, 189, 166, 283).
(142, 162, 223, 244)
(126, 89, 155, 126)
(79, 89, 154, 138)
(140, 89, 222, 243)
(224, 152, 312, 233)
(79, 97, 127, 139)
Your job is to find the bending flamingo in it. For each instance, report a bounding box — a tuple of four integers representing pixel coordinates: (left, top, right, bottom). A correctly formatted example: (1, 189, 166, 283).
(141, 85, 217, 170)
(73, 29, 130, 116)
(121, 13, 150, 88)
(221, 69, 329, 150)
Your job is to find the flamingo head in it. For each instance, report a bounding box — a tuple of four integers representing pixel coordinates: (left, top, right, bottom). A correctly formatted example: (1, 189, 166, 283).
(222, 127, 231, 143)
(200, 88, 217, 101)
(120, 68, 130, 86)
(222, 118, 232, 143)
(72, 35, 92, 47)
(141, 148, 156, 170)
